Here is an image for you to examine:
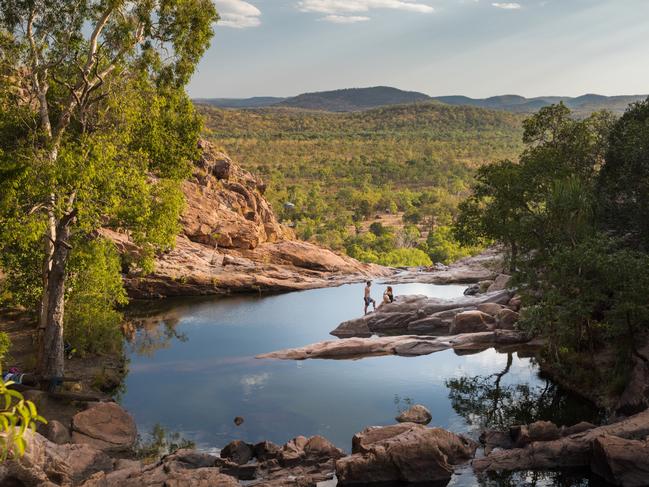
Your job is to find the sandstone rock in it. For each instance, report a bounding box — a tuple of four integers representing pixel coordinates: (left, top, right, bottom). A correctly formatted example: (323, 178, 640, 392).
(0, 429, 115, 486)
(332, 290, 512, 338)
(477, 302, 505, 316)
(480, 429, 513, 455)
(563, 421, 596, 436)
(71, 402, 137, 453)
(496, 308, 520, 330)
(591, 435, 649, 487)
(474, 409, 649, 474)
(254, 440, 281, 461)
(395, 404, 432, 425)
(43, 419, 70, 445)
(336, 423, 477, 484)
(389, 248, 504, 285)
(106, 141, 391, 299)
(487, 274, 512, 292)
(257, 330, 531, 361)
(479, 280, 495, 293)
(464, 283, 480, 296)
(450, 310, 495, 334)
(508, 294, 523, 311)
(220, 440, 254, 465)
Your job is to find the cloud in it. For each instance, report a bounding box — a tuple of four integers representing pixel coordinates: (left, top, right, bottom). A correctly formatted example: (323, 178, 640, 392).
(296, 0, 435, 15)
(491, 2, 522, 8)
(319, 14, 371, 23)
(214, 0, 261, 28)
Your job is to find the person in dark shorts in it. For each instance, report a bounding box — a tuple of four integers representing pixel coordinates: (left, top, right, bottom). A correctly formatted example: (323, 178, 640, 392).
(364, 281, 376, 315)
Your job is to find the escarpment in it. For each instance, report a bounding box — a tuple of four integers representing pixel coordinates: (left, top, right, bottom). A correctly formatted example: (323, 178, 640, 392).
(109, 140, 390, 298)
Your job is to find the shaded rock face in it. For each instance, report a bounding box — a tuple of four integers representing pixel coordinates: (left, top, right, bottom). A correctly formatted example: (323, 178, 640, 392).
(216, 435, 344, 486)
(331, 290, 513, 338)
(474, 411, 649, 484)
(396, 404, 432, 425)
(449, 310, 494, 334)
(335, 423, 477, 484)
(71, 402, 137, 453)
(616, 340, 649, 415)
(487, 273, 512, 293)
(220, 440, 254, 465)
(591, 435, 649, 487)
(110, 140, 390, 299)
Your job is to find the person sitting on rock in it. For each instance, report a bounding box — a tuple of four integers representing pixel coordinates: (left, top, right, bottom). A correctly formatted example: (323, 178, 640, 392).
(364, 281, 377, 315)
(381, 286, 394, 307)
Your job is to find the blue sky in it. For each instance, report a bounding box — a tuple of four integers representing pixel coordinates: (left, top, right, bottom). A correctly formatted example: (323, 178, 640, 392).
(188, 0, 649, 98)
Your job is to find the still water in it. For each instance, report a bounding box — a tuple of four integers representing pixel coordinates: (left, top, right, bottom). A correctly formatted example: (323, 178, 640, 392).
(121, 282, 601, 486)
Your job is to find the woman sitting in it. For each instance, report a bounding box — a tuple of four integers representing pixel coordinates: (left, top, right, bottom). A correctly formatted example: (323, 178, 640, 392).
(382, 286, 394, 306)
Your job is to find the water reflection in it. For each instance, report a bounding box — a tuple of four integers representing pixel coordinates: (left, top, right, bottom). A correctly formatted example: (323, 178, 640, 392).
(121, 283, 603, 486)
(446, 352, 602, 431)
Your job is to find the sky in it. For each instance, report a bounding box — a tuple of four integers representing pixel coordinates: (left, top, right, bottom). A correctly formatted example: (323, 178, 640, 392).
(187, 0, 649, 99)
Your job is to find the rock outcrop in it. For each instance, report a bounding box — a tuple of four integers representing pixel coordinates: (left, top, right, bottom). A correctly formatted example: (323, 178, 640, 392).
(256, 330, 531, 361)
(71, 402, 137, 453)
(387, 248, 504, 285)
(335, 423, 477, 484)
(109, 140, 389, 298)
(395, 404, 432, 425)
(331, 290, 513, 338)
(473, 409, 649, 485)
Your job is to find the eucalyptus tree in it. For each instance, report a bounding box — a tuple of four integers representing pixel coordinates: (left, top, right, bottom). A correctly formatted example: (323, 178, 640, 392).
(0, 0, 217, 382)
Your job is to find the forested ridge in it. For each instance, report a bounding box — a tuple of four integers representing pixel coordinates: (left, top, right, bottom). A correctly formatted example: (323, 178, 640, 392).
(200, 103, 525, 266)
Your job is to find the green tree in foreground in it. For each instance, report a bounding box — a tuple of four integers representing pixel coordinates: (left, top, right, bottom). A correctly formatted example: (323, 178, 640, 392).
(0, 0, 217, 381)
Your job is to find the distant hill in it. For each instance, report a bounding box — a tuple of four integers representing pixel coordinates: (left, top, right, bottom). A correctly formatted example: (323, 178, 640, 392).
(194, 96, 286, 109)
(433, 94, 647, 116)
(194, 87, 647, 116)
(277, 86, 432, 112)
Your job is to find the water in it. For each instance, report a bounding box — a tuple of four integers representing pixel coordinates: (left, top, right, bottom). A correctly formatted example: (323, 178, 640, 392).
(121, 282, 601, 486)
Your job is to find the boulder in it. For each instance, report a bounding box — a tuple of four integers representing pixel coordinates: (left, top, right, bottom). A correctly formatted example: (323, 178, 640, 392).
(562, 421, 596, 436)
(336, 423, 477, 484)
(71, 402, 137, 453)
(395, 404, 432, 425)
(480, 429, 513, 455)
(220, 440, 254, 465)
(508, 294, 522, 311)
(477, 303, 505, 316)
(449, 311, 494, 334)
(495, 308, 520, 330)
(43, 419, 70, 445)
(463, 283, 480, 296)
(254, 440, 281, 461)
(487, 274, 512, 292)
(591, 435, 649, 487)
(332, 290, 513, 338)
(474, 409, 649, 474)
(0, 429, 115, 486)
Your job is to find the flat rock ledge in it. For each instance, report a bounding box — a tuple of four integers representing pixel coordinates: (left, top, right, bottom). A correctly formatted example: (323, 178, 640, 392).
(331, 289, 514, 338)
(474, 409, 649, 487)
(256, 330, 531, 361)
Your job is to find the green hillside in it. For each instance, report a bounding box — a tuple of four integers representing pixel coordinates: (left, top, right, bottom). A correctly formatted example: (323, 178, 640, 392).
(199, 102, 525, 265)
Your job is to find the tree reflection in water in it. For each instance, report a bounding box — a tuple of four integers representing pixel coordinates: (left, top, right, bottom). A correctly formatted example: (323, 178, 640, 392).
(126, 316, 188, 357)
(445, 351, 604, 487)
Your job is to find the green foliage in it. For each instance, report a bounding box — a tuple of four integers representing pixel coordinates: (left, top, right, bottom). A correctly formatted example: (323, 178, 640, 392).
(200, 103, 524, 264)
(598, 98, 649, 250)
(421, 225, 480, 264)
(0, 375, 47, 461)
(456, 100, 649, 398)
(65, 239, 128, 356)
(0, 333, 10, 363)
(0, 1, 216, 371)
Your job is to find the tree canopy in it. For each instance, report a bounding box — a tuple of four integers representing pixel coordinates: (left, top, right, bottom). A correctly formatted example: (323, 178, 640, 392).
(0, 0, 217, 380)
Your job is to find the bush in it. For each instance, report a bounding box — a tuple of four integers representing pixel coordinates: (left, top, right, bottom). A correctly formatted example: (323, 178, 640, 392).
(64, 239, 128, 356)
